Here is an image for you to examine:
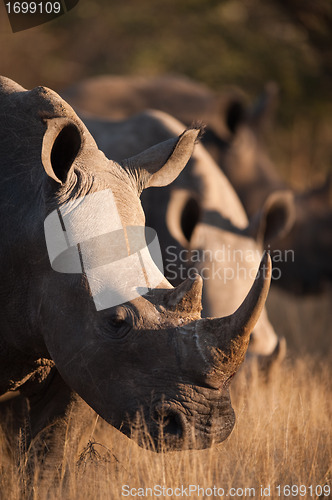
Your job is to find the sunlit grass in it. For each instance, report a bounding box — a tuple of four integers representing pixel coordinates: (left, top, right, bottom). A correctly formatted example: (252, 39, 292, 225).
(1, 290, 331, 499)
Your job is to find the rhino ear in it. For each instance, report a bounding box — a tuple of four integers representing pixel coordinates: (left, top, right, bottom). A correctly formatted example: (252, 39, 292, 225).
(41, 117, 83, 184)
(166, 190, 201, 248)
(247, 190, 295, 246)
(224, 97, 247, 135)
(120, 128, 200, 192)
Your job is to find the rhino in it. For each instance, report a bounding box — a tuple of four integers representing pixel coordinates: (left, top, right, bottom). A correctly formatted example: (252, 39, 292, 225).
(81, 110, 289, 365)
(0, 76, 272, 454)
(201, 83, 332, 293)
(63, 75, 332, 294)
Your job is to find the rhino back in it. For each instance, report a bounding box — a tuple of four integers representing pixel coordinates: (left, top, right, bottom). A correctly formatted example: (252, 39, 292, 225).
(84, 110, 248, 227)
(63, 74, 220, 125)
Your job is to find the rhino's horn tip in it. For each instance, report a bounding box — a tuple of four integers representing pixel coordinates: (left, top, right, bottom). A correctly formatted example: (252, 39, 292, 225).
(166, 273, 203, 314)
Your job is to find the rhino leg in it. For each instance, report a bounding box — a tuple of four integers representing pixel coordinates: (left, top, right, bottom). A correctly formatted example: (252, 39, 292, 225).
(13, 369, 95, 489)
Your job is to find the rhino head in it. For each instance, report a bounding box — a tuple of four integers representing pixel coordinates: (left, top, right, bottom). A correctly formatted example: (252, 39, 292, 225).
(0, 77, 271, 451)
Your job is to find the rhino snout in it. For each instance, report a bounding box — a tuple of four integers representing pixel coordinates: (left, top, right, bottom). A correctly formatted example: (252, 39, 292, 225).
(126, 393, 236, 452)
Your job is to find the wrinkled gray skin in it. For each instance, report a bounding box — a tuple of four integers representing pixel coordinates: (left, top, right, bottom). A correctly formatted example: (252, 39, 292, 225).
(0, 76, 272, 454)
(64, 75, 332, 294)
(82, 110, 288, 361)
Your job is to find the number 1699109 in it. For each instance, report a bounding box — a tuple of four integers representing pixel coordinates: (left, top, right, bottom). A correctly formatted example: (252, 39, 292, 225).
(5, 2, 61, 14)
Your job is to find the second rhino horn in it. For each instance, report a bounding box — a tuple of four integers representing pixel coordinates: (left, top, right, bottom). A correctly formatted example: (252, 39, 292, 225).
(166, 273, 203, 316)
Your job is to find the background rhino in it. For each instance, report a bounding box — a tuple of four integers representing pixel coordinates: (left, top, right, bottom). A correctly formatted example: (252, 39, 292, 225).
(0, 77, 271, 459)
(82, 109, 289, 366)
(63, 75, 332, 294)
(202, 84, 332, 294)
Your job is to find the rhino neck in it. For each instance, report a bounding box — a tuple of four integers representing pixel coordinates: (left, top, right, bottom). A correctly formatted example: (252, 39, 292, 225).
(0, 296, 52, 394)
(0, 238, 52, 395)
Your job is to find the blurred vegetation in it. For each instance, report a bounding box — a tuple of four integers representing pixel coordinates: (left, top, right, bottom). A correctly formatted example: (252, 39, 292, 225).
(0, 0, 331, 182)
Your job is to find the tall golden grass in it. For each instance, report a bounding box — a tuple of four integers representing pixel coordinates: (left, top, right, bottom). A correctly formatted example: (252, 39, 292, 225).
(1, 288, 331, 499)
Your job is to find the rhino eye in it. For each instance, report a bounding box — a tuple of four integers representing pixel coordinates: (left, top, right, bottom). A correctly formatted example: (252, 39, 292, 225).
(108, 308, 131, 337)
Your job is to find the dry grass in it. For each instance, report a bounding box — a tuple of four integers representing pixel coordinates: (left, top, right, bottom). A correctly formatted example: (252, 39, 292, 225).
(1, 289, 331, 499)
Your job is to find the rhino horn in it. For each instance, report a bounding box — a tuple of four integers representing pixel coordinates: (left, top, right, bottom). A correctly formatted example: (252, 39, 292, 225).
(165, 273, 203, 316)
(196, 252, 271, 371)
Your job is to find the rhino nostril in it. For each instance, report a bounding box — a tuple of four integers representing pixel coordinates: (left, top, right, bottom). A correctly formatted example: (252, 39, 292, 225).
(163, 411, 183, 438)
(153, 408, 184, 439)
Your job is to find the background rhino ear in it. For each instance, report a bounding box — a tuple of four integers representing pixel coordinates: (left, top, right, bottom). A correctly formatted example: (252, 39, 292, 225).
(223, 82, 279, 137)
(247, 190, 295, 246)
(166, 190, 201, 248)
(224, 97, 247, 135)
(121, 128, 200, 192)
(41, 117, 82, 184)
